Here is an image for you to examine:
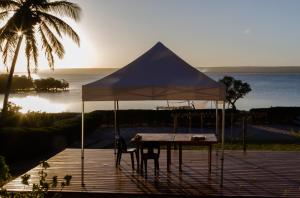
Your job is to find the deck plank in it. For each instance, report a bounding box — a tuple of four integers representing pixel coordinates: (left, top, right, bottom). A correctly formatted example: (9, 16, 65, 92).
(4, 149, 300, 197)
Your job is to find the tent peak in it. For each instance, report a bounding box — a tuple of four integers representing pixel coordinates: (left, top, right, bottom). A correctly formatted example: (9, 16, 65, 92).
(152, 41, 167, 49)
(155, 41, 164, 46)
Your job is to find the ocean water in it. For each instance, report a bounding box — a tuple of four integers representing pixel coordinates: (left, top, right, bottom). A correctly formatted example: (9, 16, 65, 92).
(0, 70, 300, 113)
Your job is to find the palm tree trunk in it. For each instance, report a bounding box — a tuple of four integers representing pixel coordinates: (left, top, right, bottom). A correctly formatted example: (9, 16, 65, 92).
(1, 35, 23, 115)
(27, 59, 32, 80)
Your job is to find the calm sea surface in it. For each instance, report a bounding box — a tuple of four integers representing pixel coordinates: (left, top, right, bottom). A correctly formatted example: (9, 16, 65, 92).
(1, 70, 300, 113)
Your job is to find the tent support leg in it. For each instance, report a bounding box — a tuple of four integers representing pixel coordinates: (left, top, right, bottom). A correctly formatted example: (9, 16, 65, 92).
(81, 101, 85, 187)
(215, 101, 218, 139)
(114, 101, 117, 155)
(220, 101, 225, 187)
(117, 100, 120, 136)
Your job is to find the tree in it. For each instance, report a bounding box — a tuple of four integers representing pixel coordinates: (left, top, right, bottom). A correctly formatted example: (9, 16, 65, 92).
(11, 75, 34, 91)
(0, 0, 81, 115)
(219, 76, 252, 110)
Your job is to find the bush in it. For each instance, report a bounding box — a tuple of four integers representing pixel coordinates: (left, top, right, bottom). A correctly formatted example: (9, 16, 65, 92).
(0, 156, 10, 186)
(34, 77, 69, 91)
(0, 112, 82, 161)
(0, 161, 72, 197)
(250, 107, 300, 124)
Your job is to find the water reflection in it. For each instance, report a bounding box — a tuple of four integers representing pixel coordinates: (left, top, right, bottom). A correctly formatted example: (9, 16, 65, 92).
(1, 72, 299, 113)
(0, 92, 209, 113)
(11, 96, 67, 113)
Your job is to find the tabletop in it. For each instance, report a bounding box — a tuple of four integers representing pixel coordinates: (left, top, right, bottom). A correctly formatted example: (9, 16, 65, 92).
(132, 133, 218, 144)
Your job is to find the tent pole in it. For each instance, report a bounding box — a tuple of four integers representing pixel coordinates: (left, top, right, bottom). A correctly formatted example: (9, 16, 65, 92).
(81, 101, 85, 186)
(117, 100, 120, 136)
(220, 100, 225, 187)
(114, 101, 117, 154)
(215, 101, 218, 138)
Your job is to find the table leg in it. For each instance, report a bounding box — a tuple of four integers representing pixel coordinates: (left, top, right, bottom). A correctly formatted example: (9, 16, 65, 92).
(167, 144, 171, 171)
(136, 145, 140, 172)
(140, 146, 144, 174)
(208, 144, 212, 174)
(179, 144, 182, 171)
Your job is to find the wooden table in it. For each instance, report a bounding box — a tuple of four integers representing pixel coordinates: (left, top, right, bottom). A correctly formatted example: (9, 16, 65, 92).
(131, 133, 218, 173)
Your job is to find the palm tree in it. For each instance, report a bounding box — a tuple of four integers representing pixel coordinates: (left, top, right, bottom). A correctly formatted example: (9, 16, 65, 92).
(0, 0, 81, 115)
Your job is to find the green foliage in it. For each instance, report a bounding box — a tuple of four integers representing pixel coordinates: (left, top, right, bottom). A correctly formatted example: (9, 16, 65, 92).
(0, 74, 33, 92)
(0, 156, 10, 186)
(219, 76, 252, 110)
(34, 78, 69, 92)
(0, 112, 82, 160)
(0, 74, 69, 93)
(250, 107, 300, 125)
(7, 102, 22, 114)
(1, 161, 72, 198)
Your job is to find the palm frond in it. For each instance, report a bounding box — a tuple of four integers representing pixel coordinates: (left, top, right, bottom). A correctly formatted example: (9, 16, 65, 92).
(38, 11, 80, 46)
(0, 14, 22, 66)
(0, 22, 14, 45)
(0, 0, 20, 11)
(0, 11, 9, 20)
(39, 14, 62, 37)
(38, 1, 81, 21)
(25, 28, 38, 77)
(39, 25, 54, 69)
(0, 12, 22, 44)
(2, 34, 18, 66)
(25, 37, 32, 78)
(40, 21, 64, 58)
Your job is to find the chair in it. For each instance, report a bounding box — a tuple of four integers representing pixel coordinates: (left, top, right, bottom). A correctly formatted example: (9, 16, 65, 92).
(115, 136, 137, 170)
(140, 142, 160, 176)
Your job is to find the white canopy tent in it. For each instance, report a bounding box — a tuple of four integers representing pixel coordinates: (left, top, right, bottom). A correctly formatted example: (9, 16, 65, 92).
(81, 42, 226, 186)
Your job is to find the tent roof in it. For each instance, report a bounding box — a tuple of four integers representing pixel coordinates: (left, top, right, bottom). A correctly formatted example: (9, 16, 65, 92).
(82, 42, 225, 101)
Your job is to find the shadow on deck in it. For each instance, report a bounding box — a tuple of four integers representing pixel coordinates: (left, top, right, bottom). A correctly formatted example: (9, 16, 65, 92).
(4, 149, 300, 197)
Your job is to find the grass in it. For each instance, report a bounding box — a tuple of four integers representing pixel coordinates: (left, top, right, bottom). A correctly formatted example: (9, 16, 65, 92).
(222, 143, 300, 151)
(180, 143, 300, 151)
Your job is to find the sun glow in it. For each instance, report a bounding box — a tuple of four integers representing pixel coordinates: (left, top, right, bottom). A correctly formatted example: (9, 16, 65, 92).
(17, 30, 22, 37)
(10, 96, 67, 113)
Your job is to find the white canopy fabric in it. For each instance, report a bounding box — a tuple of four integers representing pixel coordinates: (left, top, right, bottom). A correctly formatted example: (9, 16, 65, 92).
(82, 42, 225, 101)
(80, 42, 226, 187)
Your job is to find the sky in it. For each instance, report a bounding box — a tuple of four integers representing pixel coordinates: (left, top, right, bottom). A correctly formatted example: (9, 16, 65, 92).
(5, 0, 300, 72)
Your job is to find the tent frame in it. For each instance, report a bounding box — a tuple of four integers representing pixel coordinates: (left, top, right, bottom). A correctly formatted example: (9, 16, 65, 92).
(80, 100, 225, 187)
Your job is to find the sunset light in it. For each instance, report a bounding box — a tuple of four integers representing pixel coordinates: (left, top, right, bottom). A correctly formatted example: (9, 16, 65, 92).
(1, 1, 300, 197)
(10, 96, 67, 113)
(17, 31, 22, 37)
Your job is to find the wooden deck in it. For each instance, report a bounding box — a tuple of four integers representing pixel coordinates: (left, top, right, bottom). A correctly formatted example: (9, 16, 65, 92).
(4, 149, 300, 197)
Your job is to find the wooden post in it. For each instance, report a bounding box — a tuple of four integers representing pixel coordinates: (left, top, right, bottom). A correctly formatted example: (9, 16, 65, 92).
(173, 113, 178, 133)
(179, 144, 182, 171)
(242, 115, 248, 152)
(200, 113, 203, 130)
(188, 111, 192, 133)
(220, 101, 225, 187)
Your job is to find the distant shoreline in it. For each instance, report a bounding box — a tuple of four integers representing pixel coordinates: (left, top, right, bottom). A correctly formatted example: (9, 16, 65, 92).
(200, 66, 300, 73)
(20, 66, 300, 75)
